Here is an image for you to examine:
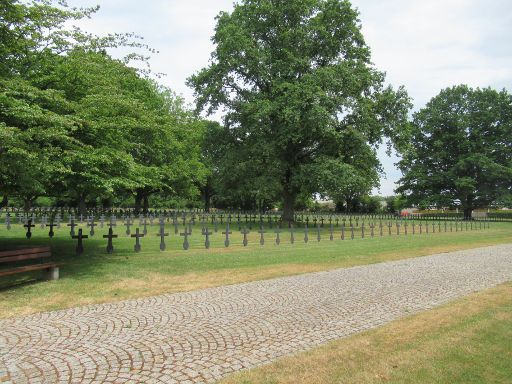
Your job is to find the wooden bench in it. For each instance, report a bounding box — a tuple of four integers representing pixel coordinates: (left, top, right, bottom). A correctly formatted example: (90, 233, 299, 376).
(0, 247, 59, 281)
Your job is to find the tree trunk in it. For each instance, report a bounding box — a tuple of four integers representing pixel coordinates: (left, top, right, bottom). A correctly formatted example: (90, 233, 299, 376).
(463, 197, 473, 220)
(78, 194, 87, 216)
(143, 195, 149, 214)
(282, 189, 297, 223)
(134, 190, 143, 214)
(23, 197, 33, 212)
(0, 195, 7, 208)
(203, 183, 211, 213)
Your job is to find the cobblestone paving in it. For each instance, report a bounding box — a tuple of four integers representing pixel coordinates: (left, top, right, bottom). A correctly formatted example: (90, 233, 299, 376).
(1, 244, 511, 384)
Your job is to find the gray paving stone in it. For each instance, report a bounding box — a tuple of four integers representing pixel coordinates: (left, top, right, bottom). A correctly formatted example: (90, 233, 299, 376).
(0, 244, 511, 383)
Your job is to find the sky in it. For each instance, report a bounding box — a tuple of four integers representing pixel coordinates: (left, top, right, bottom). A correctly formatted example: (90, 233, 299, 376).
(71, 0, 512, 196)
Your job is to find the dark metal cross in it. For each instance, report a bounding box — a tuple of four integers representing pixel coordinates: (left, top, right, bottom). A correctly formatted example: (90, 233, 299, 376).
(131, 228, 144, 252)
(316, 224, 321, 242)
(341, 224, 345, 240)
(72, 229, 88, 256)
(290, 224, 295, 244)
(304, 224, 309, 243)
(222, 224, 232, 247)
(361, 223, 365, 239)
(103, 227, 118, 254)
(329, 223, 334, 241)
(48, 221, 56, 238)
(24, 219, 35, 239)
(350, 224, 354, 240)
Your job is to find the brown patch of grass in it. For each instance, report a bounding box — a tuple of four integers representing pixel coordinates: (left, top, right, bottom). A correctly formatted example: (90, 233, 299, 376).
(220, 283, 512, 384)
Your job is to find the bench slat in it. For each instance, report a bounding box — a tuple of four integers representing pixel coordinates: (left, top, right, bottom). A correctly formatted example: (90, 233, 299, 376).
(0, 263, 58, 278)
(0, 252, 52, 263)
(0, 247, 51, 258)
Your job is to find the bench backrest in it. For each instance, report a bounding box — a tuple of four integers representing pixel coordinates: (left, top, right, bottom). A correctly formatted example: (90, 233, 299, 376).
(0, 247, 51, 263)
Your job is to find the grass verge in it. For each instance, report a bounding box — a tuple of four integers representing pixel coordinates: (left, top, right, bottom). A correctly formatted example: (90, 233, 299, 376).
(0, 222, 510, 318)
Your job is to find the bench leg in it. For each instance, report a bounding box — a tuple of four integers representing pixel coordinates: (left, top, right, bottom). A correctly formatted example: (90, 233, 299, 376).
(43, 267, 59, 281)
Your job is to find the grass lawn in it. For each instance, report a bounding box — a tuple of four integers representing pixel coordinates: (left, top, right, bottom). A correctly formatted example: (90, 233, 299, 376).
(220, 282, 512, 384)
(0, 221, 510, 318)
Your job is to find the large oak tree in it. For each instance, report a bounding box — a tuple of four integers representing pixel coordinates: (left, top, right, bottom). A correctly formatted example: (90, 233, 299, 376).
(189, 0, 411, 221)
(397, 85, 512, 219)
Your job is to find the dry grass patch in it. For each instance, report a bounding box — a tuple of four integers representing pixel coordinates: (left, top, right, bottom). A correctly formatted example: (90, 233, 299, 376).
(221, 283, 512, 384)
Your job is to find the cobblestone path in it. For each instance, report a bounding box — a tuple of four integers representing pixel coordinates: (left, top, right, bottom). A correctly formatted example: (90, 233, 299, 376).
(1, 244, 511, 384)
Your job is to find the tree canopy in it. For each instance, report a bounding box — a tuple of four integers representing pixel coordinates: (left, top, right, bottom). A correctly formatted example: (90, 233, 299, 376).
(397, 85, 512, 218)
(189, 0, 411, 220)
(0, 0, 204, 212)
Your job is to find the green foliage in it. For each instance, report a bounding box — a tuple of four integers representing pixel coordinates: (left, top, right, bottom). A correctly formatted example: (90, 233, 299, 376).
(0, 0, 204, 212)
(397, 85, 512, 218)
(189, 0, 411, 219)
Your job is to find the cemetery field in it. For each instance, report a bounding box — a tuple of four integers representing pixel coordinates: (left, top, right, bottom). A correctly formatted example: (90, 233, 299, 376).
(220, 282, 512, 384)
(0, 221, 511, 318)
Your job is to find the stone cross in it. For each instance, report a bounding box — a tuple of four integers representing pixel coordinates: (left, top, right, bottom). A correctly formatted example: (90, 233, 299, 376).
(258, 228, 266, 246)
(125, 217, 132, 235)
(202, 227, 213, 249)
(157, 221, 169, 251)
(341, 224, 345, 240)
(72, 229, 88, 256)
(275, 227, 281, 245)
(370, 223, 375, 238)
(180, 227, 192, 250)
(131, 228, 144, 252)
(87, 218, 97, 236)
(304, 224, 309, 243)
(99, 215, 105, 228)
(412, 222, 415, 235)
(241, 227, 250, 247)
(329, 223, 334, 241)
(24, 219, 35, 239)
(316, 224, 321, 242)
(173, 216, 179, 234)
(396, 222, 400, 236)
(387, 222, 392, 236)
(40, 215, 47, 229)
(103, 228, 118, 254)
(142, 218, 148, 236)
(68, 219, 76, 237)
(5, 214, 10, 230)
(404, 222, 408, 236)
(419, 222, 423, 234)
(350, 224, 354, 240)
(379, 221, 383, 237)
(361, 223, 365, 239)
(222, 224, 232, 248)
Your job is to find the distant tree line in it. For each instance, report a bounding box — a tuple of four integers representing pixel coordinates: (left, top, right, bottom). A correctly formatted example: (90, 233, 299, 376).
(1, 0, 510, 218)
